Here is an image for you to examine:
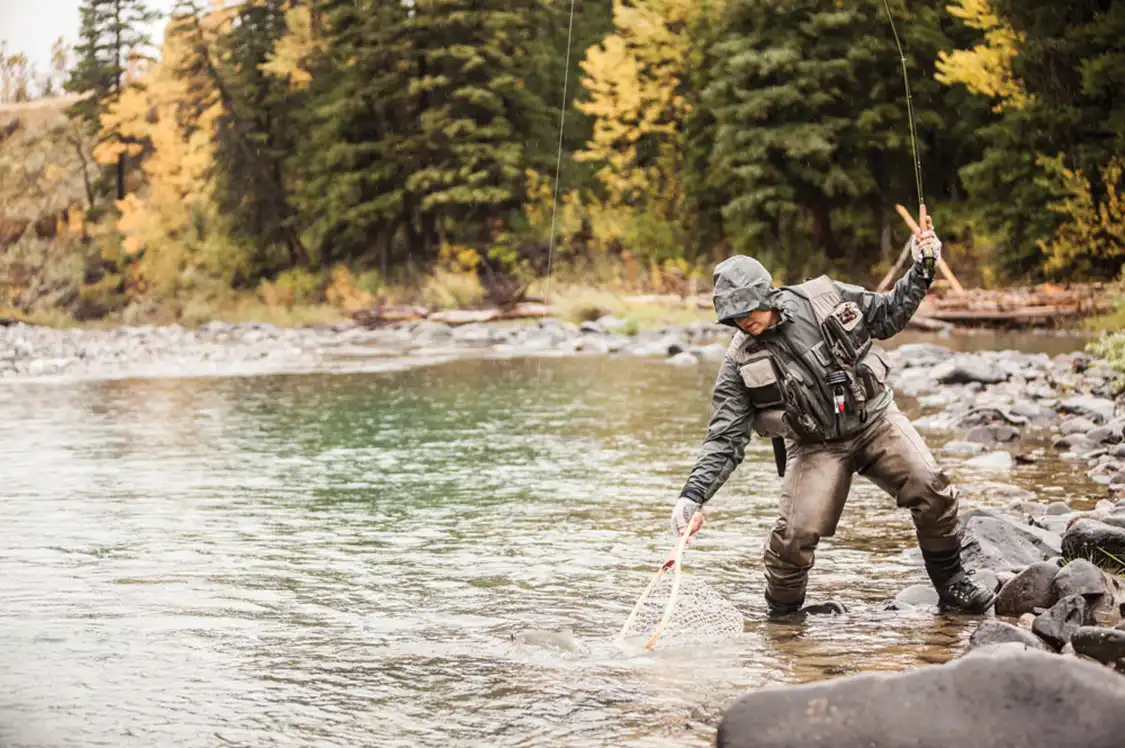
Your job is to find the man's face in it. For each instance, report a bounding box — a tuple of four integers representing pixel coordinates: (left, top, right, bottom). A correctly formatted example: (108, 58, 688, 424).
(735, 308, 775, 337)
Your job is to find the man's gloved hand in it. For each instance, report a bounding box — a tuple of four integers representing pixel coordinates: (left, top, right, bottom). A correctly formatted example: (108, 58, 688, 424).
(670, 496, 701, 537)
(910, 227, 942, 274)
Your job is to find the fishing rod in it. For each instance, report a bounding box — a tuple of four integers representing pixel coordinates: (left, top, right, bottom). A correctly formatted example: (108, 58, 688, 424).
(880, 0, 935, 276)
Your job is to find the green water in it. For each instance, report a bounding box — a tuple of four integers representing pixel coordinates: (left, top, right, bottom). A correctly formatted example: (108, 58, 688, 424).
(0, 338, 1100, 747)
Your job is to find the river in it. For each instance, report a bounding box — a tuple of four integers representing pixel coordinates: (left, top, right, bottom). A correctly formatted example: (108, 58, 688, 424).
(0, 331, 1100, 747)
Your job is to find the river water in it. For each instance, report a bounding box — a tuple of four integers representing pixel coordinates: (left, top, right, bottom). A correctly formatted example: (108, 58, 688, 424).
(0, 332, 1098, 747)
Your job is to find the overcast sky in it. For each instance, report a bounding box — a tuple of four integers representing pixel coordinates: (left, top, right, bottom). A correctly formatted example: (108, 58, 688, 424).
(1, 0, 178, 72)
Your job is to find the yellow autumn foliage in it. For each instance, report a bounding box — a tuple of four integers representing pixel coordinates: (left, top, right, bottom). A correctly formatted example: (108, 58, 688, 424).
(1038, 154, 1125, 277)
(98, 14, 226, 299)
(260, 4, 324, 89)
(575, 0, 703, 213)
(935, 0, 1028, 111)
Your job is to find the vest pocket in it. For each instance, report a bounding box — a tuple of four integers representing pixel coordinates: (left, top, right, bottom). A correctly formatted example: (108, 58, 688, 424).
(738, 357, 784, 408)
(857, 346, 892, 399)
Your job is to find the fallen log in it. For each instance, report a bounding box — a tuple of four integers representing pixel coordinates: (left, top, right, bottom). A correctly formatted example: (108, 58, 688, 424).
(351, 305, 429, 325)
(907, 314, 955, 332)
(427, 308, 501, 324)
(352, 301, 555, 327)
(923, 305, 1088, 323)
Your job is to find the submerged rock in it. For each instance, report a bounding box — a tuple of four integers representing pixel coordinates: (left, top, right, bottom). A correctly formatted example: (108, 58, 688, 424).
(969, 620, 1053, 652)
(509, 628, 590, 655)
(966, 451, 1014, 470)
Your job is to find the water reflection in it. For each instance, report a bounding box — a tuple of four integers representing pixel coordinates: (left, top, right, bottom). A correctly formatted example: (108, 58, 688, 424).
(0, 346, 1100, 746)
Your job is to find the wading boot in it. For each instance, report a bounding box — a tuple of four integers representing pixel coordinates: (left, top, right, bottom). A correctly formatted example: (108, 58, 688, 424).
(922, 546, 997, 614)
(766, 594, 847, 620)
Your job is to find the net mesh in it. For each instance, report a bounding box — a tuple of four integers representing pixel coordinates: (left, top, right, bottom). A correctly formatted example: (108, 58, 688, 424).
(619, 572, 745, 648)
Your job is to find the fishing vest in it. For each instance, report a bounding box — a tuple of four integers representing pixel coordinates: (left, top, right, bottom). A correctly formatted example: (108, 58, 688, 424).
(726, 276, 894, 442)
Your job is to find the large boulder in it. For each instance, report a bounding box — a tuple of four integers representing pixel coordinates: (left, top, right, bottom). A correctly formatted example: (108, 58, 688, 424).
(715, 646, 1125, 748)
(959, 510, 1062, 574)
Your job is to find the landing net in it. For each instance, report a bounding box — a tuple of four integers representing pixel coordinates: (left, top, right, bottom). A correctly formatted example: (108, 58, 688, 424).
(617, 572, 744, 648)
(616, 512, 744, 649)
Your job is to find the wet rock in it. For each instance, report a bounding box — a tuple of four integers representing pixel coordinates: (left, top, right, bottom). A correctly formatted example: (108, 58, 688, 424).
(1088, 424, 1123, 445)
(959, 510, 1062, 573)
(974, 568, 1002, 593)
(969, 620, 1053, 652)
(964, 425, 1020, 445)
(1070, 626, 1125, 670)
(891, 343, 955, 367)
(917, 392, 955, 409)
(931, 358, 1009, 385)
(451, 323, 496, 345)
(1061, 518, 1125, 566)
(1052, 433, 1095, 452)
(1059, 395, 1117, 425)
(696, 343, 727, 362)
(966, 451, 1014, 470)
(1061, 416, 1098, 436)
(509, 628, 590, 655)
(1103, 515, 1125, 531)
(574, 336, 611, 354)
(942, 440, 985, 456)
(1032, 594, 1093, 650)
(1052, 559, 1122, 622)
(994, 561, 1060, 617)
(714, 646, 1125, 748)
(888, 584, 939, 610)
(665, 351, 698, 366)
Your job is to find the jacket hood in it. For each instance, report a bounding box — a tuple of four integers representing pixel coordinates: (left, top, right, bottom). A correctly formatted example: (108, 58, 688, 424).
(711, 255, 775, 326)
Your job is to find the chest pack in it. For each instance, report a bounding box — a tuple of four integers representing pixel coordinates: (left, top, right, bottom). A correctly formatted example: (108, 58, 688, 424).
(725, 276, 892, 442)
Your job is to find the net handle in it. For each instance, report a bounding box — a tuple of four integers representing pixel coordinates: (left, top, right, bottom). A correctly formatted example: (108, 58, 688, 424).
(616, 511, 704, 646)
(643, 512, 703, 649)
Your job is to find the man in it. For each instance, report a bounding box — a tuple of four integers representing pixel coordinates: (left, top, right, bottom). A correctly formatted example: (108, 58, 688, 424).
(671, 218, 996, 618)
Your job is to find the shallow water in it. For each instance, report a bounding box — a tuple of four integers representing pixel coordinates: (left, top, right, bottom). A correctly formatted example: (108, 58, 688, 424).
(0, 337, 1102, 747)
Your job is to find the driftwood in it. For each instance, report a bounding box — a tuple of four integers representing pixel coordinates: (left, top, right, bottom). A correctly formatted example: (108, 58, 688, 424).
(351, 302, 552, 327)
(906, 315, 954, 332)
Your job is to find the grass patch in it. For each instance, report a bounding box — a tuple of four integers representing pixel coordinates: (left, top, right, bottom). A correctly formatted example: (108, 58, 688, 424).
(1062, 546, 1125, 577)
(542, 281, 715, 332)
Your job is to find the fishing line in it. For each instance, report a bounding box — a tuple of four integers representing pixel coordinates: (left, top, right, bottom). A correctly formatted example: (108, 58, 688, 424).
(880, 0, 924, 211)
(545, 0, 578, 303)
(532, 0, 577, 386)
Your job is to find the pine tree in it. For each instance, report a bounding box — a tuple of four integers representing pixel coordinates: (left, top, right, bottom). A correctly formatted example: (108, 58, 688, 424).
(293, 0, 416, 271)
(172, 0, 307, 276)
(948, 0, 1125, 280)
(404, 0, 549, 256)
(65, 0, 160, 202)
(694, 0, 987, 279)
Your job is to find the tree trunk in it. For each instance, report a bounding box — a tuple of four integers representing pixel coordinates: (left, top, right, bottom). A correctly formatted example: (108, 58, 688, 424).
(811, 198, 838, 260)
(116, 152, 125, 201)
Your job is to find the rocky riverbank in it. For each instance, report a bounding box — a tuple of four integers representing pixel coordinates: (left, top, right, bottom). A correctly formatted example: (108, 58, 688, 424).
(0, 315, 735, 382)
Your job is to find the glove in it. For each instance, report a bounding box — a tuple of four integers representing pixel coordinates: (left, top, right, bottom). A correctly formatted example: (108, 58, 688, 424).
(670, 496, 701, 537)
(910, 227, 942, 276)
